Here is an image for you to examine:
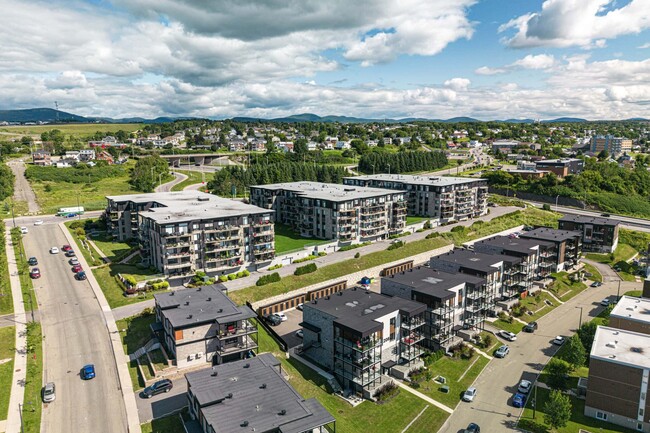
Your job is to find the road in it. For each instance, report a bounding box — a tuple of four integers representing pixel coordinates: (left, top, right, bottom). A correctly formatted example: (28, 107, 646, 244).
(7, 159, 40, 214)
(438, 276, 637, 433)
(22, 224, 128, 433)
(155, 172, 188, 193)
(5, 210, 103, 229)
(526, 201, 650, 231)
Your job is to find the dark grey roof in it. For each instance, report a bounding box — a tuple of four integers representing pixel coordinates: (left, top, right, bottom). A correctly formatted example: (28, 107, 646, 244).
(306, 288, 426, 336)
(431, 248, 522, 273)
(154, 285, 256, 328)
(520, 227, 581, 243)
(558, 214, 620, 227)
(385, 267, 485, 301)
(474, 235, 553, 255)
(186, 354, 334, 433)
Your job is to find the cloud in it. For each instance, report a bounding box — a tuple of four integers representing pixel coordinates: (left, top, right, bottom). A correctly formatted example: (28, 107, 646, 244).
(444, 78, 471, 91)
(475, 54, 555, 75)
(475, 66, 507, 75)
(639, 42, 650, 49)
(499, 0, 650, 48)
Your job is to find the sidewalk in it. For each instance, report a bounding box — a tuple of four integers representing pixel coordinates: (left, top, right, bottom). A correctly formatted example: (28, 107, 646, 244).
(4, 227, 27, 433)
(60, 223, 142, 433)
(394, 380, 454, 414)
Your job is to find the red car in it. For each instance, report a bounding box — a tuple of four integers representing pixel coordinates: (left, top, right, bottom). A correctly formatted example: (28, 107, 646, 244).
(30, 268, 41, 279)
(62, 245, 73, 252)
(72, 264, 83, 273)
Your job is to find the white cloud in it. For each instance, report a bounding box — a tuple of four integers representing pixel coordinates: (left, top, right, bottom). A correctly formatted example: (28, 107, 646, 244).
(511, 54, 555, 69)
(639, 42, 650, 49)
(444, 78, 471, 91)
(499, 0, 650, 48)
(475, 66, 507, 75)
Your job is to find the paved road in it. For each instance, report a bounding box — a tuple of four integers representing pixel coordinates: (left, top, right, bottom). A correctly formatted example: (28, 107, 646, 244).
(7, 159, 40, 214)
(438, 276, 637, 433)
(526, 201, 650, 231)
(0, 311, 40, 328)
(155, 172, 188, 193)
(5, 211, 103, 229)
(135, 378, 188, 423)
(22, 224, 128, 433)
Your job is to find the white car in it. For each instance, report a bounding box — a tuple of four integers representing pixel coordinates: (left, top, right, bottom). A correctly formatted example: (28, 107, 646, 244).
(600, 298, 610, 307)
(295, 330, 303, 339)
(277, 312, 288, 322)
(499, 331, 517, 342)
(553, 336, 565, 346)
(34, 220, 43, 226)
(20, 227, 28, 234)
(462, 387, 477, 402)
(50, 247, 59, 254)
(518, 379, 532, 394)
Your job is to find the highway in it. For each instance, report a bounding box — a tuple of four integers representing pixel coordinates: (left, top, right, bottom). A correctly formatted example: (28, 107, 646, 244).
(526, 201, 650, 231)
(22, 224, 127, 433)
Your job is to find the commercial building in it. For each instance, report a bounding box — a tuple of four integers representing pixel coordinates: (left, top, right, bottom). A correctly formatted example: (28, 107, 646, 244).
(609, 296, 650, 336)
(154, 285, 258, 368)
(250, 181, 406, 243)
(584, 326, 650, 432)
(491, 140, 520, 153)
(381, 267, 488, 351)
(591, 135, 633, 156)
(343, 174, 488, 222)
(558, 215, 619, 253)
(534, 158, 584, 177)
(186, 354, 335, 433)
(519, 227, 582, 272)
(300, 288, 426, 398)
(472, 235, 555, 280)
(105, 191, 274, 277)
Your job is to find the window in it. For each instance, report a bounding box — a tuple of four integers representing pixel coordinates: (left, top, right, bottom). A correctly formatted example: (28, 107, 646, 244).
(638, 423, 643, 432)
(596, 411, 607, 420)
(174, 330, 183, 341)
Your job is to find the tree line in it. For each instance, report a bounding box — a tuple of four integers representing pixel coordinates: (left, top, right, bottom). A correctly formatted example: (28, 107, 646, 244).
(130, 155, 170, 193)
(0, 165, 14, 201)
(358, 151, 448, 174)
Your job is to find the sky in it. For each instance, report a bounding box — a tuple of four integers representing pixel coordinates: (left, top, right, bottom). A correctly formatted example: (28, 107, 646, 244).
(1, 0, 650, 120)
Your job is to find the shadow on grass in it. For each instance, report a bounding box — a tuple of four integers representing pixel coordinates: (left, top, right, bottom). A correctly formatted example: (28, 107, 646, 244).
(118, 314, 156, 354)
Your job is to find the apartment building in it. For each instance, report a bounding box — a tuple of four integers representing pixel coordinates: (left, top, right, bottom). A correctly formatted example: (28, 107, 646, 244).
(472, 235, 555, 280)
(154, 285, 258, 368)
(519, 227, 582, 272)
(535, 158, 584, 177)
(300, 288, 426, 398)
(343, 174, 488, 222)
(105, 191, 274, 277)
(609, 296, 650, 336)
(585, 326, 650, 432)
(591, 135, 633, 156)
(250, 181, 406, 243)
(558, 215, 619, 253)
(381, 267, 488, 351)
(186, 354, 335, 433)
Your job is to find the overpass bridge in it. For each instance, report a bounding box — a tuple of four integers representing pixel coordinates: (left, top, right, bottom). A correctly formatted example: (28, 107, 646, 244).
(160, 153, 237, 167)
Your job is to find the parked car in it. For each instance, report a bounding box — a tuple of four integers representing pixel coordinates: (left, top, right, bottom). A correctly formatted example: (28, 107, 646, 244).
(81, 364, 96, 380)
(590, 281, 602, 288)
(69, 258, 79, 266)
(462, 387, 477, 402)
(495, 345, 509, 358)
(50, 247, 59, 254)
(20, 227, 28, 234)
(523, 322, 538, 333)
(518, 379, 532, 394)
(142, 379, 173, 398)
(28, 257, 38, 266)
(601, 213, 610, 217)
(601, 298, 610, 307)
(464, 423, 480, 433)
(277, 312, 288, 322)
(295, 330, 303, 339)
(62, 245, 73, 252)
(72, 264, 83, 273)
(296, 303, 304, 311)
(553, 336, 565, 346)
(34, 220, 43, 226)
(266, 314, 282, 326)
(30, 268, 41, 279)
(512, 392, 527, 408)
(42, 382, 56, 402)
(75, 271, 87, 280)
(499, 330, 517, 342)
(65, 250, 76, 257)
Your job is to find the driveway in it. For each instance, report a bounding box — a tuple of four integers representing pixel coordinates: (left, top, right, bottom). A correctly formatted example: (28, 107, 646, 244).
(273, 308, 304, 348)
(7, 158, 39, 213)
(135, 377, 188, 423)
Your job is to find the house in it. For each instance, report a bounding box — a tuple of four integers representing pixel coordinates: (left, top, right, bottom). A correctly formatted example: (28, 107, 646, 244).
(96, 151, 114, 164)
(65, 151, 80, 161)
(519, 227, 582, 272)
(154, 285, 258, 368)
(557, 215, 619, 253)
(78, 149, 96, 161)
(185, 354, 335, 433)
(32, 150, 51, 166)
(278, 141, 294, 153)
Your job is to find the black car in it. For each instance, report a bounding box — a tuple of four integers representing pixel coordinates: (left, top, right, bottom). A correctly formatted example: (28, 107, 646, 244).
(523, 321, 538, 333)
(266, 314, 282, 326)
(75, 271, 87, 280)
(28, 257, 38, 266)
(142, 379, 173, 398)
(464, 423, 480, 433)
(65, 250, 76, 257)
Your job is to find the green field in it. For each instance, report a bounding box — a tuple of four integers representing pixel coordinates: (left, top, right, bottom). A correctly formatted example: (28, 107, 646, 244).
(140, 410, 187, 433)
(582, 262, 602, 283)
(22, 322, 42, 433)
(0, 326, 15, 420)
(273, 223, 330, 254)
(91, 264, 163, 309)
(548, 272, 587, 301)
(10, 229, 37, 312)
(0, 226, 13, 315)
(170, 170, 207, 191)
(1, 123, 143, 137)
(406, 216, 429, 226)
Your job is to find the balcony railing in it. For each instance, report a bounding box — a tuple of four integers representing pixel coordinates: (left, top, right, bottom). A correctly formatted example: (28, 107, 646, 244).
(335, 336, 380, 352)
(217, 335, 257, 355)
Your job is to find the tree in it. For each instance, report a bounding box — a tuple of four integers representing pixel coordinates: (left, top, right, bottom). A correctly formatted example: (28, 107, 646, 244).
(563, 334, 586, 370)
(294, 138, 308, 155)
(547, 359, 571, 390)
(543, 390, 572, 431)
(130, 154, 169, 192)
(577, 321, 599, 355)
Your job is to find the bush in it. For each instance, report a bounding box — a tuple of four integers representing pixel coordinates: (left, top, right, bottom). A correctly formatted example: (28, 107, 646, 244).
(228, 274, 236, 280)
(268, 264, 283, 271)
(423, 220, 432, 230)
(387, 240, 405, 250)
(354, 252, 360, 259)
(338, 241, 371, 252)
(256, 272, 281, 286)
(450, 225, 466, 233)
(542, 203, 551, 211)
(373, 382, 400, 403)
(124, 275, 137, 286)
(425, 232, 440, 239)
(294, 263, 317, 276)
(294, 254, 318, 263)
(219, 275, 228, 282)
(150, 281, 169, 291)
(25, 164, 126, 184)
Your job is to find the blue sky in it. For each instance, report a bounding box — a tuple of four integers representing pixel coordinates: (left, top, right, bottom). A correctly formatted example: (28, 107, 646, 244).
(0, 0, 649, 120)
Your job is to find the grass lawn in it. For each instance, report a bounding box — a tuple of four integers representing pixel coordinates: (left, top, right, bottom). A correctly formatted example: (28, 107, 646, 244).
(416, 354, 490, 409)
(585, 243, 636, 265)
(10, 229, 37, 312)
(549, 272, 587, 301)
(517, 291, 560, 322)
(624, 290, 642, 297)
(116, 313, 156, 355)
(2, 123, 143, 137)
(170, 169, 207, 191)
(582, 262, 602, 283)
(149, 349, 168, 372)
(273, 223, 329, 254)
(65, 221, 104, 266)
(140, 411, 186, 433)
(128, 359, 146, 391)
(470, 331, 500, 353)
(0, 326, 15, 360)
(22, 322, 42, 433)
(491, 318, 524, 334)
(406, 216, 429, 226)
(0, 198, 29, 218)
(89, 229, 135, 262)
(230, 236, 451, 305)
(91, 263, 165, 308)
(0, 359, 14, 420)
(0, 230, 13, 315)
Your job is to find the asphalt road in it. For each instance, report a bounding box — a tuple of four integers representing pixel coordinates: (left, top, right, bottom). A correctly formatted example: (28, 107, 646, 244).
(22, 224, 128, 433)
(438, 276, 628, 433)
(155, 172, 188, 193)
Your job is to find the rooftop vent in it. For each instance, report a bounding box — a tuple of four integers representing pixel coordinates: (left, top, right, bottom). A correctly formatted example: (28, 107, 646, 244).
(279, 409, 287, 416)
(244, 363, 250, 368)
(197, 196, 210, 202)
(187, 314, 193, 319)
(207, 298, 212, 302)
(337, 292, 343, 296)
(226, 393, 233, 399)
(606, 342, 617, 348)
(218, 308, 223, 313)
(197, 287, 202, 291)
(241, 421, 249, 427)
(185, 301, 190, 306)
(631, 347, 644, 354)
(170, 292, 175, 296)
(211, 369, 218, 377)
(260, 383, 267, 389)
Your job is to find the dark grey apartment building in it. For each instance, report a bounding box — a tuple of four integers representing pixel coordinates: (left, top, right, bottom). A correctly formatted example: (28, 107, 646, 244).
(154, 285, 258, 369)
(250, 181, 406, 243)
(519, 227, 582, 272)
(558, 215, 619, 253)
(472, 235, 555, 281)
(343, 174, 488, 222)
(186, 354, 336, 433)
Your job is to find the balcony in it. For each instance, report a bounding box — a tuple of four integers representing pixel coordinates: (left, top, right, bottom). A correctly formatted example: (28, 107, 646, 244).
(401, 317, 425, 330)
(335, 336, 380, 352)
(217, 321, 257, 338)
(165, 260, 193, 269)
(252, 234, 273, 244)
(217, 335, 257, 355)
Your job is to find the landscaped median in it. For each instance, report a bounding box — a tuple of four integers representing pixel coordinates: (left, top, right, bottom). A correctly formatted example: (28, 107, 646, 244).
(0, 229, 13, 315)
(0, 326, 16, 421)
(10, 228, 37, 312)
(22, 322, 43, 433)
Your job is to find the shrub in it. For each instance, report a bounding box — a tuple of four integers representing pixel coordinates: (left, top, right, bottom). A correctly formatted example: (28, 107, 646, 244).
(219, 275, 228, 282)
(227, 274, 236, 280)
(294, 254, 318, 263)
(542, 203, 551, 211)
(124, 275, 137, 286)
(450, 225, 466, 233)
(339, 241, 371, 252)
(150, 281, 169, 290)
(256, 272, 281, 286)
(354, 252, 360, 259)
(423, 220, 432, 230)
(387, 240, 405, 250)
(317, 252, 327, 257)
(425, 232, 440, 239)
(373, 382, 400, 403)
(294, 263, 317, 276)
(268, 264, 283, 271)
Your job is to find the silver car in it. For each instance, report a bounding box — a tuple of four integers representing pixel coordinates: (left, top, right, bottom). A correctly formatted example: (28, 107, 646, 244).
(42, 382, 56, 402)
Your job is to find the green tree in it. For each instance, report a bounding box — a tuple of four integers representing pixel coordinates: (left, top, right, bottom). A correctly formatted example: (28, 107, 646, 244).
(294, 138, 308, 155)
(577, 321, 599, 355)
(563, 334, 586, 370)
(130, 154, 169, 192)
(546, 359, 571, 390)
(543, 390, 572, 431)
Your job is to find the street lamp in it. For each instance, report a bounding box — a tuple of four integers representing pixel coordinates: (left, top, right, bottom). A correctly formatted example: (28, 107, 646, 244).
(575, 306, 583, 328)
(555, 194, 560, 211)
(387, 164, 391, 175)
(617, 280, 621, 302)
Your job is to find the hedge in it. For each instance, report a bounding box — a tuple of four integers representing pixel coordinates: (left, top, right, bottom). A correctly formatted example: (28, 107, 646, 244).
(256, 272, 281, 286)
(294, 263, 317, 276)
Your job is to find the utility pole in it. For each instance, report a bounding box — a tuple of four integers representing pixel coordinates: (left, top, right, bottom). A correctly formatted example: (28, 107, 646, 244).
(617, 280, 621, 302)
(576, 306, 583, 328)
(18, 403, 24, 433)
(10, 199, 16, 227)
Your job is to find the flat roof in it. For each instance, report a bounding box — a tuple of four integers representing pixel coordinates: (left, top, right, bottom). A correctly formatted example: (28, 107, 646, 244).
(431, 248, 522, 273)
(307, 288, 426, 336)
(474, 235, 553, 255)
(384, 267, 485, 300)
(251, 181, 401, 202)
(186, 354, 335, 433)
(154, 285, 256, 328)
(535, 158, 582, 165)
(610, 296, 650, 324)
(107, 191, 270, 223)
(520, 227, 581, 242)
(343, 174, 486, 187)
(590, 326, 650, 370)
(559, 214, 620, 227)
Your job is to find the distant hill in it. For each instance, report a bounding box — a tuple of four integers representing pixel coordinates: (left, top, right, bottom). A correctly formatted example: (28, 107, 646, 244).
(0, 108, 88, 123)
(542, 117, 587, 123)
(503, 119, 535, 124)
(232, 113, 484, 124)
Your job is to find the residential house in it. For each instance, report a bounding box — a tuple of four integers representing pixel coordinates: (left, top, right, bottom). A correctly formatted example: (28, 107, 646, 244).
(96, 150, 114, 164)
(32, 150, 51, 166)
(78, 149, 96, 161)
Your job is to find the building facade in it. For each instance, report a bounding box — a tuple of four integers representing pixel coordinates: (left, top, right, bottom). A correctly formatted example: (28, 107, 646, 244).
(343, 174, 488, 222)
(609, 296, 650, 336)
(32, 150, 51, 166)
(154, 285, 258, 368)
(519, 227, 582, 272)
(591, 135, 633, 155)
(250, 181, 406, 243)
(558, 215, 619, 253)
(534, 158, 584, 177)
(472, 235, 554, 281)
